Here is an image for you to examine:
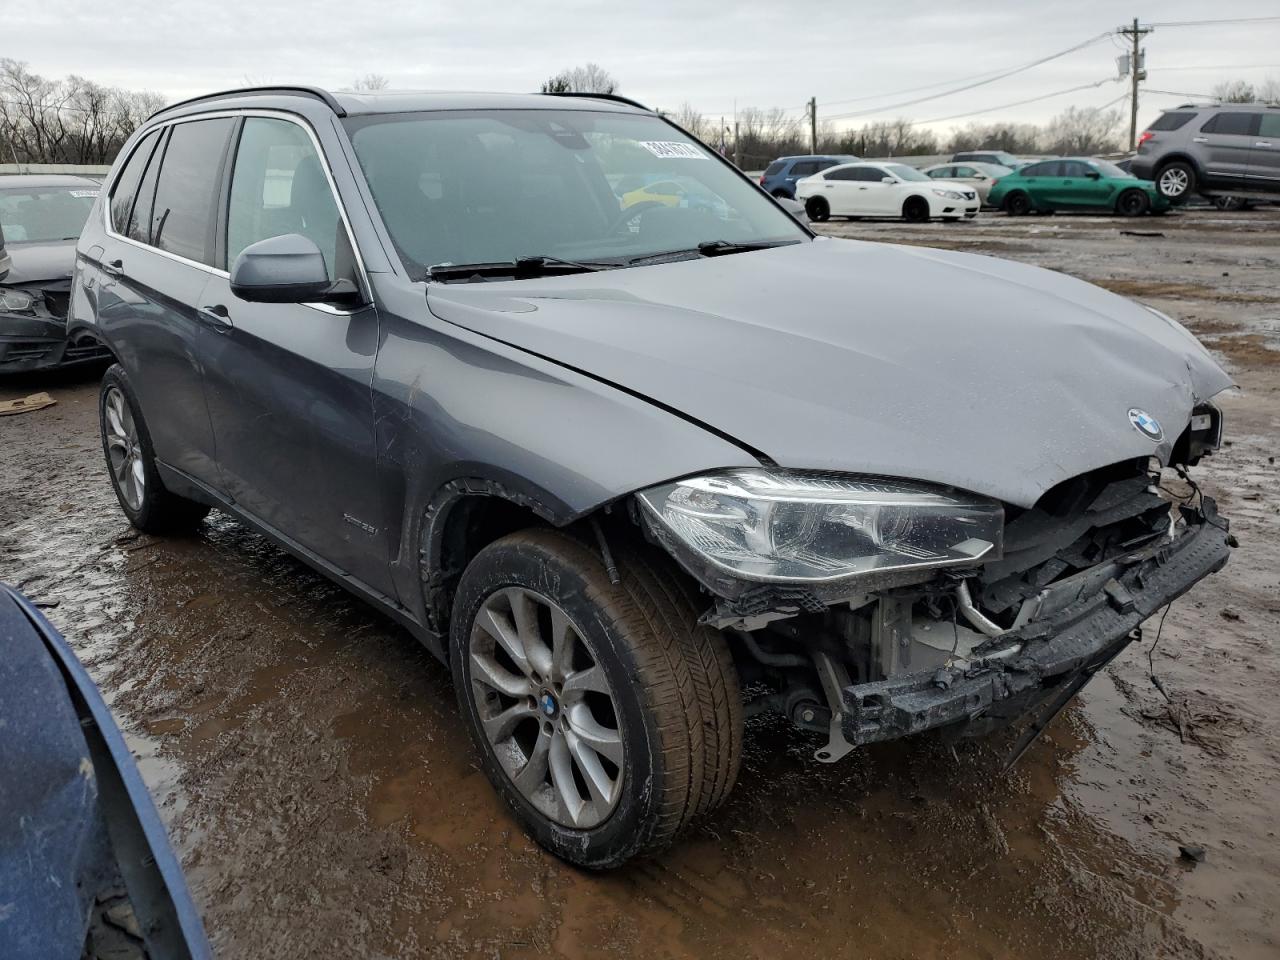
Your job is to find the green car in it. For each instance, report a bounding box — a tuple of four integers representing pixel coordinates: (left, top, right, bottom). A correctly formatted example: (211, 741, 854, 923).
(987, 157, 1169, 217)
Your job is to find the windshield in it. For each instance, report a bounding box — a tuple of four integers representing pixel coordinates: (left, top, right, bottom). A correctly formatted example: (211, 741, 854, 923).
(1087, 159, 1130, 179)
(0, 185, 98, 244)
(343, 109, 807, 279)
(884, 164, 929, 182)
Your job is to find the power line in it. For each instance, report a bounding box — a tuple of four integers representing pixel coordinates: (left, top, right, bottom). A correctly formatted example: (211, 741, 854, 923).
(822, 32, 1115, 120)
(1144, 16, 1280, 27)
(904, 78, 1120, 127)
(1149, 63, 1280, 72)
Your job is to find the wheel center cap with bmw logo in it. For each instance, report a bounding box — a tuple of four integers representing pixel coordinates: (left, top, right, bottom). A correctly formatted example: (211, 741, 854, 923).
(540, 691, 559, 718)
(1128, 408, 1163, 442)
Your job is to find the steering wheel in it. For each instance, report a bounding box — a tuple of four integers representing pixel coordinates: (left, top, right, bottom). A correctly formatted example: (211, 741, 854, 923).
(609, 200, 668, 236)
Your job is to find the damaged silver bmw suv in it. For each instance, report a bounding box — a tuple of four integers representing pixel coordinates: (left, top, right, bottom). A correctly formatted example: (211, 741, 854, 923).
(70, 87, 1233, 868)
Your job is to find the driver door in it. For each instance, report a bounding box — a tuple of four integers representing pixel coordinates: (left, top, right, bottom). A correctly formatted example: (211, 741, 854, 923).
(197, 114, 394, 597)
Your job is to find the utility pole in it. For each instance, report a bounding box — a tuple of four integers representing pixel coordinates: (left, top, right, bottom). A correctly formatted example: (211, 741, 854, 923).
(1118, 18, 1152, 151)
(807, 97, 817, 154)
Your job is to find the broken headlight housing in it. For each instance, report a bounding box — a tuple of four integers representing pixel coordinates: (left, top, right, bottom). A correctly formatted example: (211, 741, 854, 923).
(637, 469, 1003, 586)
(0, 288, 36, 314)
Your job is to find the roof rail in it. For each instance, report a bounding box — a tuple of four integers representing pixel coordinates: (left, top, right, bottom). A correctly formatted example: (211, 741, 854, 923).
(148, 85, 345, 121)
(541, 91, 652, 112)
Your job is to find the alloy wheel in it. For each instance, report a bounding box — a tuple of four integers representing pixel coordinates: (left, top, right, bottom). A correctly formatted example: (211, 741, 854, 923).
(468, 586, 624, 829)
(1158, 167, 1189, 198)
(104, 386, 145, 512)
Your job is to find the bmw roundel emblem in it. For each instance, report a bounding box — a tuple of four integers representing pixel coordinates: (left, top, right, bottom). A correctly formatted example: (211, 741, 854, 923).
(542, 694, 557, 717)
(1128, 408, 1163, 442)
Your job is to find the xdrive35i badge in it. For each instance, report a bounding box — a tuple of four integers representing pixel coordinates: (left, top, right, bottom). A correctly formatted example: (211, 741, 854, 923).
(1128, 408, 1163, 442)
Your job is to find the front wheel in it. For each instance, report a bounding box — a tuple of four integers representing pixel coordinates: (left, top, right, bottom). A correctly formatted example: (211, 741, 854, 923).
(804, 196, 830, 222)
(450, 529, 742, 868)
(1116, 189, 1150, 217)
(902, 196, 930, 223)
(99, 365, 210, 534)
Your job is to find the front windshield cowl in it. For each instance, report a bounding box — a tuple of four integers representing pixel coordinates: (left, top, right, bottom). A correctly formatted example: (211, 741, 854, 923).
(343, 107, 809, 281)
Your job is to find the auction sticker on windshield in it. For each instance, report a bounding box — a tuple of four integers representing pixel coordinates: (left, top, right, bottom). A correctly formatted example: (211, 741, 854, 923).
(639, 141, 707, 160)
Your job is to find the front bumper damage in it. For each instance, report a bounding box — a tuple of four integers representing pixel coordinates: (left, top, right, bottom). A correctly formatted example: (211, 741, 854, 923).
(0, 314, 110, 372)
(838, 499, 1230, 747)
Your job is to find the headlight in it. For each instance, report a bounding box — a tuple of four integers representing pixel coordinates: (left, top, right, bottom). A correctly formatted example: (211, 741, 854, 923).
(932, 189, 964, 200)
(0, 288, 36, 313)
(637, 469, 1003, 585)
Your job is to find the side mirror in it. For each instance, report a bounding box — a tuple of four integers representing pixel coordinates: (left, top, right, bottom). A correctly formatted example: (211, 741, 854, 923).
(974, 174, 988, 181)
(775, 196, 809, 223)
(1086, 171, 1102, 180)
(881, 176, 895, 184)
(230, 234, 352, 305)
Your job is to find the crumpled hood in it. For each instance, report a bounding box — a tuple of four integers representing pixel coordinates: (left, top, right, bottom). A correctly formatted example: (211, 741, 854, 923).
(0, 239, 76, 286)
(428, 237, 1232, 508)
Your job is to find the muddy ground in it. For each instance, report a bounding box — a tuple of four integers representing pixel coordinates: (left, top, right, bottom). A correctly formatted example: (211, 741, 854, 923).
(2, 208, 1277, 960)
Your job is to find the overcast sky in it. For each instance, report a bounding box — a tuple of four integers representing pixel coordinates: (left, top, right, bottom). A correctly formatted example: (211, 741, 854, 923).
(9, 1, 1280, 134)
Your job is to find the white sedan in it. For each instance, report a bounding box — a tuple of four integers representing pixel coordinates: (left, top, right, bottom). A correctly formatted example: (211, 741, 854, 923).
(795, 162, 980, 223)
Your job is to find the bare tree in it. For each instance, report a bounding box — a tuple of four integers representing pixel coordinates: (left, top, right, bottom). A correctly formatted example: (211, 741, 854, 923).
(672, 102, 709, 141)
(1040, 105, 1123, 156)
(1260, 76, 1280, 103)
(541, 63, 619, 95)
(1, 59, 167, 164)
(351, 73, 390, 92)
(1211, 79, 1256, 103)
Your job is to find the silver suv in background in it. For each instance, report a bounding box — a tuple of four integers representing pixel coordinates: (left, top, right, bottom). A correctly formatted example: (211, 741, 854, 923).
(1132, 101, 1280, 203)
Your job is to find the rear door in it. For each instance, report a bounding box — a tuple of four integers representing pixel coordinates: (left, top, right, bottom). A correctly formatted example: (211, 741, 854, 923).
(1019, 161, 1059, 207)
(197, 114, 392, 596)
(1197, 111, 1260, 187)
(93, 117, 235, 487)
(786, 159, 820, 192)
(820, 167, 860, 214)
(1247, 112, 1280, 191)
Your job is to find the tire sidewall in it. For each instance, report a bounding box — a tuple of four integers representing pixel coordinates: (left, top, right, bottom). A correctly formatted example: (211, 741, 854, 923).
(902, 196, 929, 222)
(449, 535, 667, 868)
(1005, 191, 1029, 216)
(805, 196, 829, 221)
(1118, 189, 1149, 216)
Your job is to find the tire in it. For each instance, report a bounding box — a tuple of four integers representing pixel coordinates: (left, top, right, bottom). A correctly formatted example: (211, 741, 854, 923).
(902, 196, 930, 223)
(99, 364, 210, 534)
(449, 528, 742, 868)
(1117, 189, 1150, 217)
(1155, 161, 1195, 203)
(804, 196, 830, 222)
(1004, 191, 1031, 216)
(770, 188, 791, 200)
(1213, 195, 1245, 211)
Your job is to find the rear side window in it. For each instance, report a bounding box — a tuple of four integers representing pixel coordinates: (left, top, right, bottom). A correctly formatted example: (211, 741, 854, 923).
(1258, 114, 1280, 138)
(1200, 112, 1259, 136)
(790, 161, 819, 176)
(763, 161, 785, 176)
(928, 166, 954, 178)
(825, 167, 858, 181)
(1060, 161, 1091, 177)
(1149, 111, 1195, 132)
(227, 117, 342, 279)
(1022, 161, 1058, 177)
(109, 129, 160, 235)
(150, 118, 236, 265)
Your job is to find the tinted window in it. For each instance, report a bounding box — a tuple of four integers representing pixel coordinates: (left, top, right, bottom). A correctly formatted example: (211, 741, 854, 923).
(1259, 114, 1280, 138)
(1060, 161, 1091, 177)
(763, 161, 786, 176)
(816, 160, 837, 171)
(1149, 111, 1195, 131)
(953, 166, 977, 178)
(127, 128, 167, 243)
(1021, 161, 1055, 177)
(150, 118, 235, 265)
(790, 161, 819, 175)
(227, 117, 342, 278)
(1201, 112, 1259, 136)
(109, 129, 160, 234)
(927, 166, 954, 178)
(825, 167, 859, 181)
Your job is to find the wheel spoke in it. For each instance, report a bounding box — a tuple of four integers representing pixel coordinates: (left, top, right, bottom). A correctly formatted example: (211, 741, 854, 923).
(565, 702, 624, 766)
(477, 605, 531, 677)
(512, 727, 553, 794)
(470, 650, 532, 698)
(481, 701, 537, 743)
(561, 664, 609, 698)
(506, 588, 552, 679)
(548, 730, 586, 826)
(566, 727, 618, 810)
(548, 606, 576, 683)
(131, 457, 146, 497)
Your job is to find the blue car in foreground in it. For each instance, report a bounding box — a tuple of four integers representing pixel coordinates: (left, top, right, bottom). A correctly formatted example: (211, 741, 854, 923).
(0, 584, 210, 960)
(759, 154, 859, 199)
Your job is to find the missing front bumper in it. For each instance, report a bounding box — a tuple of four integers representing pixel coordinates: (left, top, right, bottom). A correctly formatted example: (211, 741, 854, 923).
(837, 501, 1231, 747)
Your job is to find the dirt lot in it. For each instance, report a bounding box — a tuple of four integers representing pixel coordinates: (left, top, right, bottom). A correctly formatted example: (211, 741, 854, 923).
(2, 208, 1277, 960)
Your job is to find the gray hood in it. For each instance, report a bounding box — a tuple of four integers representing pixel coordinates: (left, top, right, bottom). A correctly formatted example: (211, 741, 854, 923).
(0, 239, 76, 286)
(428, 237, 1232, 508)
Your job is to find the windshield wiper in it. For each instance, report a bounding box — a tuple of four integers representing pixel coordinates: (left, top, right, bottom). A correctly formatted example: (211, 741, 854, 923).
(428, 255, 614, 282)
(627, 239, 801, 266)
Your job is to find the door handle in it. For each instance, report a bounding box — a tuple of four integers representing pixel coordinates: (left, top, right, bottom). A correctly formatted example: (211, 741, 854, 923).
(1192, 137, 1209, 143)
(101, 259, 124, 279)
(197, 304, 233, 333)
(1257, 141, 1274, 147)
